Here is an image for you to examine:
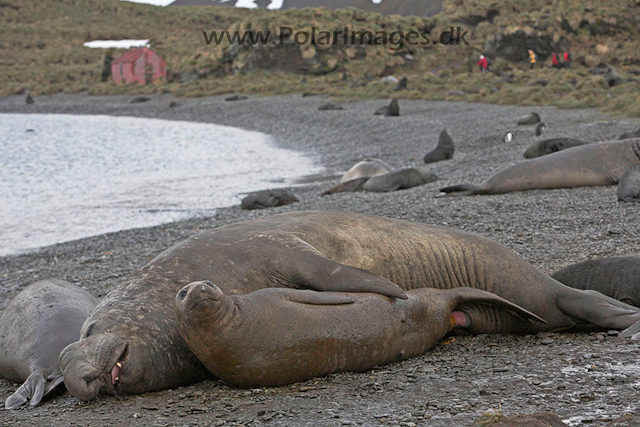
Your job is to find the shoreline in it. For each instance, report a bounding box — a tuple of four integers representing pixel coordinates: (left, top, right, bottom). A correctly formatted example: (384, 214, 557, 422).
(2, 93, 640, 426)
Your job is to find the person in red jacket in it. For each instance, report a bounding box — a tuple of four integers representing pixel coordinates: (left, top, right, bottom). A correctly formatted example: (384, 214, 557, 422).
(563, 51, 572, 69)
(551, 52, 561, 69)
(477, 55, 488, 73)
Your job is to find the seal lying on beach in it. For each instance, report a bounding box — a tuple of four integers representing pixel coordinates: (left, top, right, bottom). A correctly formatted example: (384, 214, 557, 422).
(423, 129, 454, 164)
(175, 282, 542, 388)
(322, 168, 438, 195)
(60, 211, 640, 400)
(617, 165, 640, 202)
(0, 280, 98, 409)
(552, 257, 640, 307)
(619, 127, 640, 140)
(340, 158, 392, 183)
(517, 112, 541, 125)
(240, 189, 299, 210)
(439, 138, 640, 196)
(523, 138, 589, 159)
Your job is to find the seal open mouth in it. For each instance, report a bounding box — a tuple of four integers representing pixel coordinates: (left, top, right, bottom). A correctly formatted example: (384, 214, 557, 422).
(110, 344, 128, 388)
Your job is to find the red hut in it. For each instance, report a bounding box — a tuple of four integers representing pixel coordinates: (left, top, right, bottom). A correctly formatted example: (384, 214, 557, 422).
(111, 47, 166, 84)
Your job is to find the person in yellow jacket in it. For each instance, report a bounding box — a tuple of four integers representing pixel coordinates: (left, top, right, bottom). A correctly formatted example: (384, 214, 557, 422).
(528, 49, 537, 69)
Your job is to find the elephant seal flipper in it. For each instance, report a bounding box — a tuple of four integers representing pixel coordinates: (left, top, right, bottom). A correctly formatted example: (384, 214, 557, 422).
(321, 177, 369, 196)
(5, 370, 47, 410)
(286, 290, 355, 305)
(556, 289, 640, 331)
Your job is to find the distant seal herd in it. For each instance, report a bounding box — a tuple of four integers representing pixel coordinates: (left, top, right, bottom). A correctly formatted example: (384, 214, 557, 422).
(2, 102, 640, 410)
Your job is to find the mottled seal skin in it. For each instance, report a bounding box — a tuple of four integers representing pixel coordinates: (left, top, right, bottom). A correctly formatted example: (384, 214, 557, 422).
(523, 138, 589, 159)
(0, 280, 97, 409)
(60, 211, 640, 400)
(175, 282, 543, 388)
(340, 158, 392, 183)
(617, 165, 640, 202)
(440, 138, 640, 196)
(423, 130, 454, 164)
(552, 257, 640, 307)
(517, 112, 541, 125)
(240, 189, 299, 210)
(362, 168, 439, 192)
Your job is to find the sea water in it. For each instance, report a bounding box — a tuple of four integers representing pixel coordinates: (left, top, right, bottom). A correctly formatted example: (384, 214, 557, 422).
(0, 114, 322, 256)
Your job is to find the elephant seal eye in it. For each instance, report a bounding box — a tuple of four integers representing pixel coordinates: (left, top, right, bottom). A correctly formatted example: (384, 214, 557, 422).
(178, 289, 188, 300)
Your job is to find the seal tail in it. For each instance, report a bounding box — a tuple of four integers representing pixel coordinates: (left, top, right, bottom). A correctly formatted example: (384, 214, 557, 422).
(556, 288, 640, 331)
(436, 184, 487, 197)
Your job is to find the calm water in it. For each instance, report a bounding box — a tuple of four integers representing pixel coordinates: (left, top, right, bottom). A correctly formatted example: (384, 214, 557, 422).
(0, 114, 322, 256)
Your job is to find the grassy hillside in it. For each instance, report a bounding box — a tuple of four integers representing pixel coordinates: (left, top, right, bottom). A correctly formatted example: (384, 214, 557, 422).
(1, 0, 638, 117)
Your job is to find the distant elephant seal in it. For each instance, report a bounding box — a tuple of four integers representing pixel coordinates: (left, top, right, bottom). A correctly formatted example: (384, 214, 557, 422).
(175, 282, 542, 388)
(423, 129, 454, 164)
(362, 168, 439, 192)
(617, 165, 640, 202)
(552, 257, 640, 307)
(321, 169, 437, 195)
(439, 138, 640, 196)
(318, 102, 344, 111)
(59, 211, 640, 401)
(523, 138, 589, 159)
(240, 189, 299, 210)
(517, 112, 541, 125)
(0, 280, 98, 409)
(619, 127, 640, 140)
(340, 158, 392, 183)
(375, 99, 399, 116)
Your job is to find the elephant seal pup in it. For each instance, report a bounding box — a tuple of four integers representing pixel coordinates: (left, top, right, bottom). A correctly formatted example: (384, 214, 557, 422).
(523, 138, 589, 159)
(423, 129, 454, 164)
(439, 138, 640, 196)
(617, 165, 640, 202)
(552, 257, 640, 307)
(362, 168, 439, 192)
(0, 280, 98, 409)
(517, 112, 541, 125)
(240, 189, 299, 210)
(59, 211, 640, 401)
(175, 282, 543, 388)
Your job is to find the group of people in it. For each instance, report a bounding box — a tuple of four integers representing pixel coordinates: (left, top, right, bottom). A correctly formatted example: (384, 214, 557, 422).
(476, 50, 572, 72)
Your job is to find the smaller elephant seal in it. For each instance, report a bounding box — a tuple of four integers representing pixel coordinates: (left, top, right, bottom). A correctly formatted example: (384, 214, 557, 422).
(517, 112, 541, 125)
(424, 129, 454, 163)
(0, 280, 98, 409)
(552, 257, 640, 307)
(240, 189, 299, 210)
(175, 281, 541, 388)
(339, 158, 392, 183)
(535, 122, 547, 136)
(617, 165, 640, 202)
(523, 138, 588, 159)
(619, 127, 640, 140)
(25, 90, 34, 105)
(225, 94, 248, 101)
(362, 168, 439, 192)
(322, 169, 437, 195)
(375, 99, 399, 116)
(318, 101, 344, 111)
(393, 76, 407, 91)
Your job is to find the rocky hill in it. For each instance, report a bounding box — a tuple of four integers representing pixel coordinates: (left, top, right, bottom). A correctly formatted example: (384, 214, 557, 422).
(168, 0, 444, 17)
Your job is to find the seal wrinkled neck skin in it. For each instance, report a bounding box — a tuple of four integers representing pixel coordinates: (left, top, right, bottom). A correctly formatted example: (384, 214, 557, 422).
(175, 281, 230, 327)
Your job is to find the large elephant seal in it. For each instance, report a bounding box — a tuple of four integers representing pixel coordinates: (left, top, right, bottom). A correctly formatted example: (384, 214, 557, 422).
(552, 257, 640, 307)
(240, 189, 299, 210)
(0, 280, 98, 409)
(423, 129, 454, 164)
(523, 138, 589, 159)
(439, 138, 640, 196)
(617, 165, 640, 202)
(322, 168, 438, 195)
(175, 282, 542, 388)
(59, 211, 640, 400)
